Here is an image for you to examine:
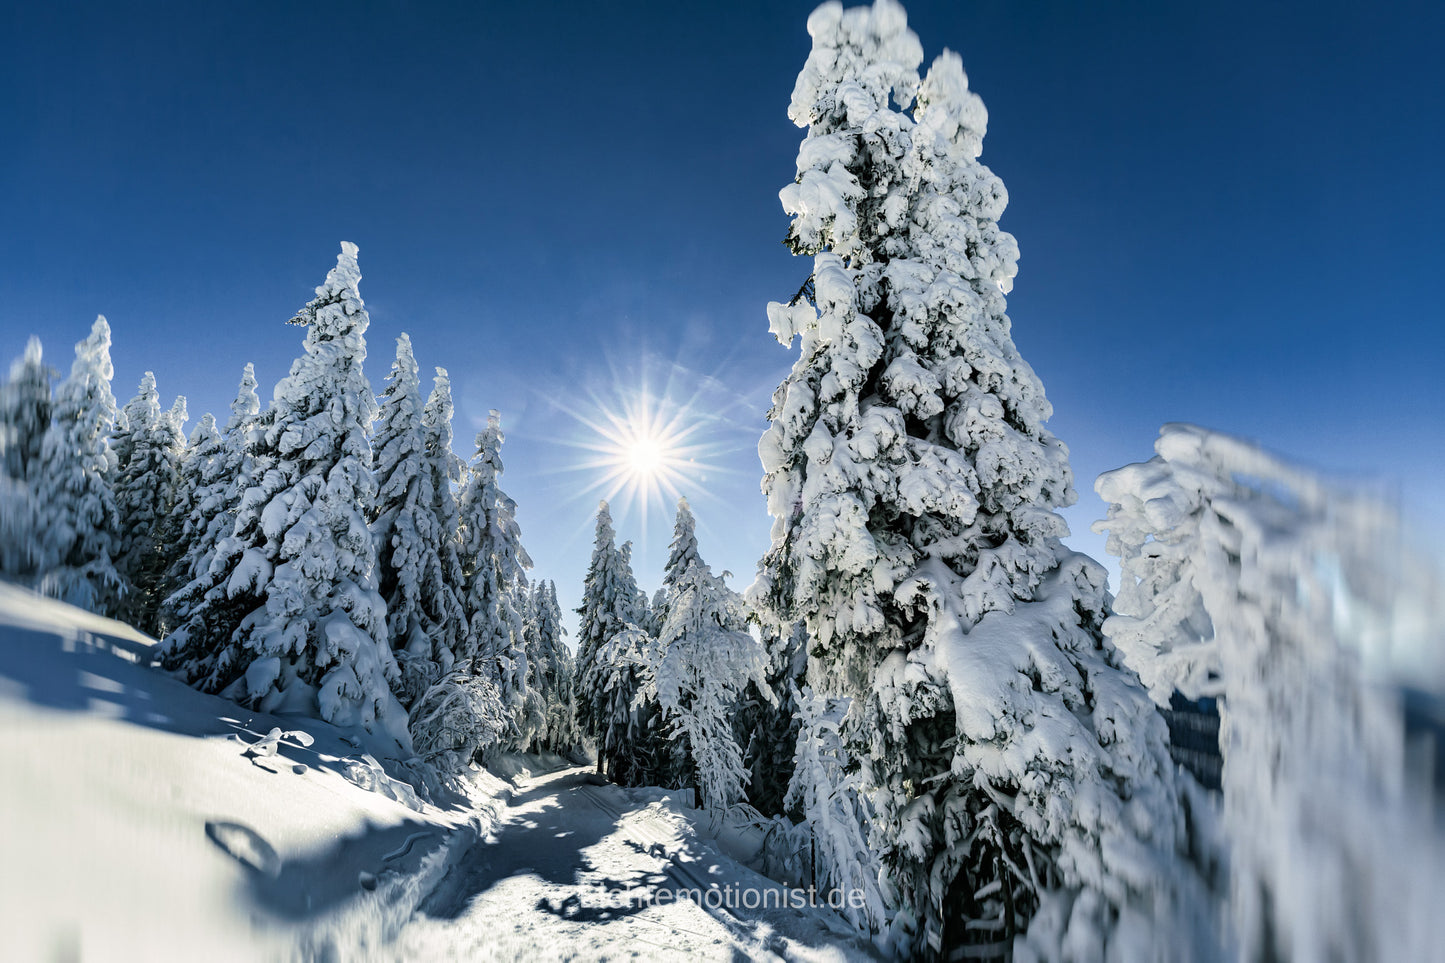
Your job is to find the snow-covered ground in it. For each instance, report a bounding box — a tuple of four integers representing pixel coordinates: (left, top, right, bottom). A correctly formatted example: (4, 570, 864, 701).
(0, 582, 875, 961)
(398, 768, 877, 961)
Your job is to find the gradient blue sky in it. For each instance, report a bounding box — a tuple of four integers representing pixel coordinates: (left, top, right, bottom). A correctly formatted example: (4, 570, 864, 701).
(3, 0, 1441, 631)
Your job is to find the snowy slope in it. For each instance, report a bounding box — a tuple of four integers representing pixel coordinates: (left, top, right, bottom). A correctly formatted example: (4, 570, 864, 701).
(0, 582, 877, 961)
(0, 580, 499, 962)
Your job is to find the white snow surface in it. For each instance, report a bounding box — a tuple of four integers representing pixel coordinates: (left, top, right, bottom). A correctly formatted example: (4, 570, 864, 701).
(0, 581, 876, 961)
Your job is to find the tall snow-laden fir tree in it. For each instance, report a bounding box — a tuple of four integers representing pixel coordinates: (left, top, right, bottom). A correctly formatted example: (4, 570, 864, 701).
(579, 623, 664, 786)
(574, 502, 623, 733)
(646, 495, 702, 629)
(457, 409, 533, 746)
(158, 410, 219, 621)
(1, 336, 53, 482)
(644, 586, 668, 637)
(371, 335, 467, 710)
(30, 317, 122, 613)
(647, 500, 768, 810)
(166, 244, 410, 752)
(371, 334, 426, 645)
(1096, 424, 1442, 963)
(160, 364, 265, 683)
(419, 367, 469, 668)
(573, 501, 652, 772)
(112, 372, 187, 634)
(111, 372, 158, 473)
(0, 336, 55, 578)
(752, 3, 1190, 957)
(523, 579, 580, 754)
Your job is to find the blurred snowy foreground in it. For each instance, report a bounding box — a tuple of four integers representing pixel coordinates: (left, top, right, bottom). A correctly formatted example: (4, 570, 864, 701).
(0, 582, 877, 962)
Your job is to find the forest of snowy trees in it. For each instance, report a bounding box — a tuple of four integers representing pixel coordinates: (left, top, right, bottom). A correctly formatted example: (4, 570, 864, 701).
(1, 1, 1439, 961)
(0, 246, 580, 782)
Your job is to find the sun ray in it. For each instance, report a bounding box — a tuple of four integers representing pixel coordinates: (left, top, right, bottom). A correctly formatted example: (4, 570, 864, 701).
(548, 384, 723, 535)
(526, 348, 765, 566)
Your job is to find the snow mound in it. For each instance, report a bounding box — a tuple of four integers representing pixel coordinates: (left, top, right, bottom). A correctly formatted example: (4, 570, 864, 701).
(0, 579, 497, 962)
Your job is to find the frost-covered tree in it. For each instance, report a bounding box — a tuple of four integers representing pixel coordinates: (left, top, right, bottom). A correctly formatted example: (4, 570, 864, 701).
(160, 411, 220, 606)
(420, 368, 469, 661)
(0, 336, 55, 578)
(573, 500, 647, 754)
(371, 336, 469, 709)
(579, 625, 666, 787)
(1096, 424, 1444, 962)
(30, 317, 122, 612)
(752, 4, 1190, 957)
(648, 514, 768, 810)
(457, 409, 533, 745)
(400, 371, 512, 771)
(112, 373, 187, 633)
(784, 687, 879, 907)
(150, 409, 217, 630)
(737, 619, 809, 818)
(408, 671, 507, 771)
(111, 373, 157, 477)
(650, 496, 702, 625)
(1, 337, 54, 487)
(371, 335, 427, 644)
(644, 586, 668, 637)
(159, 364, 265, 681)
(165, 244, 409, 752)
(523, 579, 580, 753)
(620, 540, 651, 633)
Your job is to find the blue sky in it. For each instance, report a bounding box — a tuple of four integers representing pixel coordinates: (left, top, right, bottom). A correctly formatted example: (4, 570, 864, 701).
(3, 0, 1441, 631)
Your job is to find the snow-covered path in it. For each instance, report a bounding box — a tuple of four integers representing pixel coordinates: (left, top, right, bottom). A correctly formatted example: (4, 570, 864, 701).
(0, 581, 874, 961)
(397, 765, 876, 961)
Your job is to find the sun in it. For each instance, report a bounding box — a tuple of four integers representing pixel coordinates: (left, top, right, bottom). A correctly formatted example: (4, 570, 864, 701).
(548, 354, 754, 548)
(624, 433, 666, 480)
(590, 394, 692, 505)
(560, 384, 713, 531)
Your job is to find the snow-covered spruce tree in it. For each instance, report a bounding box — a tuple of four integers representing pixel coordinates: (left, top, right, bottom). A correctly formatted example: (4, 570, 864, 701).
(523, 579, 580, 753)
(647, 505, 768, 811)
(752, 3, 1189, 957)
(651, 496, 702, 625)
(573, 502, 658, 776)
(144, 409, 210, 629)
(1, 337, 54, 482)
(579, 624, 666, 787)
(159, 411, 220, 610)
(0, 336, 55, 578)
(175, 244, 409, 751)
(420, 367, 469, 665)
(457, 409, 533, 748)
(644, 586, 668, 637)
(620, 540, 651, 633)
(737, 619, 809, 818)
(644, 498, 709, 787)
(408, 669, 507, 772)
(159, 364, 265, 682)
(112, 373, 187, 634)
(1095, 424, 1444, 962)
(573, 502, 635, 746)
(30, 317, 122, 612)
(371, 335, 468, 709)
